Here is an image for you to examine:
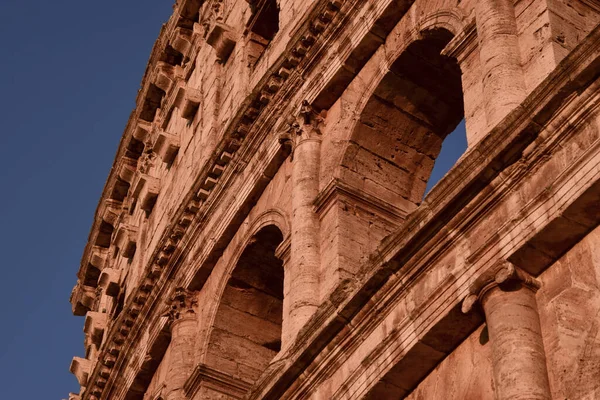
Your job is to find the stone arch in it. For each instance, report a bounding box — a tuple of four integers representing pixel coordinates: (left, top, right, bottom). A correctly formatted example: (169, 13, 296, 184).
(335, 20, 467, 213)
(202, 223, 285, 387)
(247, 208, 290, 241)
(415, 8, 468, 38)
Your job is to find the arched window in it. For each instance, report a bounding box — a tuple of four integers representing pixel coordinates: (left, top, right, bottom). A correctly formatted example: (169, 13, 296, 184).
(205, 225, 284, 384)
(344, 27, 465, 212)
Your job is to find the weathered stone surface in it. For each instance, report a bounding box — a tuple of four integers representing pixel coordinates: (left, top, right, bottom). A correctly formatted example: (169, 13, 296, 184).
(67, 0, 600, 399)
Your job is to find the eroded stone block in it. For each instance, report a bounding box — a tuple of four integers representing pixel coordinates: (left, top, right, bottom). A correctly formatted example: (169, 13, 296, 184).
(70, 357, 91, 387)
(153, 130, 180, 165)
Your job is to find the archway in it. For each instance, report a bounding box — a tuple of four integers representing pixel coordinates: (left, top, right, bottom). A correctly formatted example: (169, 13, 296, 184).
(339, 27, 465, 211)
(205, 225, 284, 385)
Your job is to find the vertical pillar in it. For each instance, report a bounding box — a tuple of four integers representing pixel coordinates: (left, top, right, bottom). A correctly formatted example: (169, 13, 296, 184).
(284, 101, 323, 346)
(476, 0, 527, 128)
(463, 262, 552, 400)
(165, 288, 198, 400)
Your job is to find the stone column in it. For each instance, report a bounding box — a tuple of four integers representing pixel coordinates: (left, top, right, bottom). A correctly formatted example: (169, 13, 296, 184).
(284, 101, 323, 346)
(476, 0, 527, 129)
(165, 288, 198, 400)
(463, 262, 551, 400)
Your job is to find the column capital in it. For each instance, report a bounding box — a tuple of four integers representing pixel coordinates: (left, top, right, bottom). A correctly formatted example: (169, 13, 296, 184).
(164, 287, 198, 323)
(462, 261, 541, 313)
(297, 100, 325, 138)
(278, 101, 326, 157)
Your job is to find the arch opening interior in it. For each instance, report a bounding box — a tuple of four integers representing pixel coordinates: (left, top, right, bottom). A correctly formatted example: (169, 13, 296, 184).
(206, 225, 284, 384)
(352, 28, 465, 207)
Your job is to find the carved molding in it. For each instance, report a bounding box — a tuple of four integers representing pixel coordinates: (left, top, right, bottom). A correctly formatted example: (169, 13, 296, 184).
(79, 0, 349, 397)
(313, 178, 408, 223)
(274, 236, 291, 264)
(441, 19, 477, 65)
(184, 363, 253, 399)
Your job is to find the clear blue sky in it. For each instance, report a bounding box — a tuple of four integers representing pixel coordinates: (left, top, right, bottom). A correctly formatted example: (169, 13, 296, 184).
(0, 1, 464, 399)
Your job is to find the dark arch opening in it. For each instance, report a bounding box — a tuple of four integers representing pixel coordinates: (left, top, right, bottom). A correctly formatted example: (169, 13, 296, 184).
(205, 225, 284, 385)
(248, 0, 279, 41)
(354, 29, 468, 398)
(345, 28, 465, 212)
(246, 0, 280, 65)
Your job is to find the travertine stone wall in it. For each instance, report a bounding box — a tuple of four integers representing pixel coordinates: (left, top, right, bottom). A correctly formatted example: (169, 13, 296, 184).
(538, 225, 600, 400)
(68, 0, 600, 399)
(516, 0, 600, 91)
(404, 326, 495, 399)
